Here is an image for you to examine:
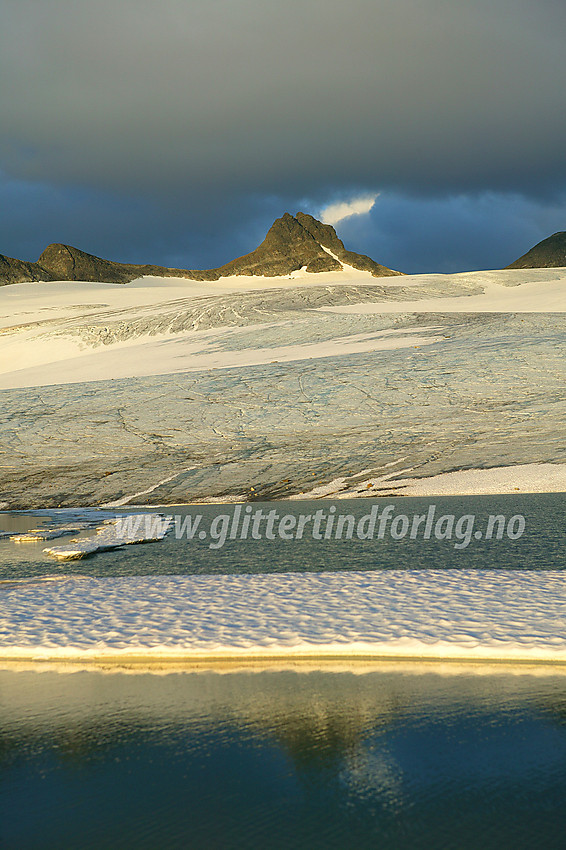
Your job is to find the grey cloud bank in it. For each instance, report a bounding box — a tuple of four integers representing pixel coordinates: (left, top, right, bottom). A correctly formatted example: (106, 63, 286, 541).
(1, 0, 566, 272)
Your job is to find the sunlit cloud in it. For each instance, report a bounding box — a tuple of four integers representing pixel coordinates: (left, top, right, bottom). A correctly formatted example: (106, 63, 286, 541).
(320, 194, 379, 226)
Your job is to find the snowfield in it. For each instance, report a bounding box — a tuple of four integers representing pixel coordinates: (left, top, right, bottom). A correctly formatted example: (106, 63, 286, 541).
(1, 570, 565, 663)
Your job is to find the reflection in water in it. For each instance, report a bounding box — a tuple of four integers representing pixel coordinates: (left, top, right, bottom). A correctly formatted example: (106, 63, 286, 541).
(1, 666, 566, 849)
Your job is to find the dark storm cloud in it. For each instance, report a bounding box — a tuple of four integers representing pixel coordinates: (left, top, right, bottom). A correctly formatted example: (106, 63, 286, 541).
(336, 192, 566, 274)
(0, 171, 284, 269)
(2, 0, 566, 198)
(1, 0, 565, 272)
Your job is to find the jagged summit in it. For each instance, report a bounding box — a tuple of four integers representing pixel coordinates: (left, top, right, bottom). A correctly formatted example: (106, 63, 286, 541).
(506, 231, 566, 269)
(296, 212, 398, 276)
(1, 213, 401, 285)
(214, 212, 342, 276)
(210, 212, 400, 278)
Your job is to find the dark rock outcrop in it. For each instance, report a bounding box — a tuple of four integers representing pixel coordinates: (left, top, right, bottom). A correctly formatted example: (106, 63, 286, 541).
(295, 212, 400, 276)
(0, 253, 56, 285)
(37, 244, 208, 285)
(201, 212, 401, 278)
(506, 231, 566, 269)
(1, 213, 401, 285)
(211, 212, 341, 277)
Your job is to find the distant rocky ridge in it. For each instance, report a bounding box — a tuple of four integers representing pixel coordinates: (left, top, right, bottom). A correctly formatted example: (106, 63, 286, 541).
(507, 231, 566, 269)
(0, 213, 401, 286)
(0, 254, 57, 285)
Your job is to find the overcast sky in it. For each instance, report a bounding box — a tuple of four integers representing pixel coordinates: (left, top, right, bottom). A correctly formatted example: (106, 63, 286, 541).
(2, 0, 566, 273)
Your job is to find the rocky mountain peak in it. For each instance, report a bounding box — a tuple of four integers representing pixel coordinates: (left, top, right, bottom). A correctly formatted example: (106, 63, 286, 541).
(215, 212, 401, 278)
(1, 213, 401, 285)
(506, 231, 566, 269)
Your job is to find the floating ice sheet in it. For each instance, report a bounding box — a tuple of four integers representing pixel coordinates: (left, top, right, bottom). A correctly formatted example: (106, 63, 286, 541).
(43, 514, 170, 560)
(10, 523, 92, 542)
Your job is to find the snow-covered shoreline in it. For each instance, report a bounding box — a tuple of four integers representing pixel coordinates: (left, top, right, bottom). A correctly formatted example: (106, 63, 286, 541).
(1, 570, 565, 664)
(104, 462, 565, 506)
(1, 462, 564, 514)
(284, 463, 566, 499)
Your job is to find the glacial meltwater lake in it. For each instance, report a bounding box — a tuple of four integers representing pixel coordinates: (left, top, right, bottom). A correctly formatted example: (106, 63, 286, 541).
(0, 493, 564, 579)
(2, 666, 566, 849)
(1, 493, 565, 848)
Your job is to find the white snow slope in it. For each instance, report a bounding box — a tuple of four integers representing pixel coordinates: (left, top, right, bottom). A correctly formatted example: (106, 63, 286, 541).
(1, 570, 565, 664)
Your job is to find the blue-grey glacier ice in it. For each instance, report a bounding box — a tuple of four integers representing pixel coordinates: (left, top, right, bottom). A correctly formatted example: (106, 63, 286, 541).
(0, 265, 565, 508)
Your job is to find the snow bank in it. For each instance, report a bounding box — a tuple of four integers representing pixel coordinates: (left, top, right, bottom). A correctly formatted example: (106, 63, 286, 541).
(289, 463, 566, 499)
(1, 570, 565, 663)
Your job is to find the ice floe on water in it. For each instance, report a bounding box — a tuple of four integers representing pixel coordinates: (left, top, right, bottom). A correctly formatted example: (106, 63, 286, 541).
(0, 510, 172, 560)
(10, 523, 93, 542)
(1, 570, 565, 663)
(43, 513, 171, 560)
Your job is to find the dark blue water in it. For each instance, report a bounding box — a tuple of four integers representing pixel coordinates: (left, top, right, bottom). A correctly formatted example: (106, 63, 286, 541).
(0, 493, 564, 579)
(1, 667, 566, 849)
